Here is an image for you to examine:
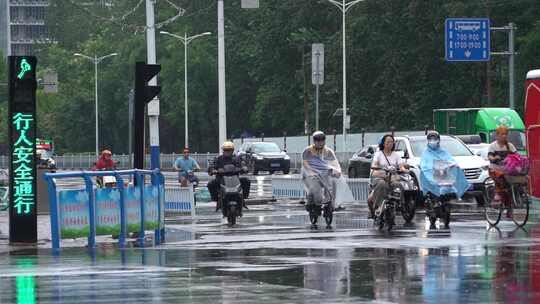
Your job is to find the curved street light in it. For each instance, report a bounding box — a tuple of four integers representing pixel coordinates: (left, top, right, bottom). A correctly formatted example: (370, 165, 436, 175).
(160, 31, 211, 148)
(74, 52, 118, 156)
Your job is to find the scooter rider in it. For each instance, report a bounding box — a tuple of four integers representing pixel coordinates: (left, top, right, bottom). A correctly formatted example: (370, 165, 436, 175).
(302, 131, 341, 209)
(367, 134, 409, 219)
(207, 141, 251, 209)
(93, 149, 116, 187)
(94, 149, 115, 170)
(420, 131, 469, 228)
(173, 147, 200, 186)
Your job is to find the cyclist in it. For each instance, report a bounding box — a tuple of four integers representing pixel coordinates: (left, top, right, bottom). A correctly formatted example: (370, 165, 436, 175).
(488, 125, 518, 217)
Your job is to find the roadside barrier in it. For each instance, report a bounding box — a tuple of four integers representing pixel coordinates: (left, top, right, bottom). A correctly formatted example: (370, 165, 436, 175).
(44, 169, 165, 250)
(346, 178, 370, 202)
(272, 175, 370, 202)
(164, 187, 196, 217)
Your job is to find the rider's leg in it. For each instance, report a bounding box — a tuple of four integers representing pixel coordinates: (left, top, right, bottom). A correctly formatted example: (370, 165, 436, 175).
(207, 178, 219, 202)
(329, 177, 338, 209)
(179, 176, 188, 187)
(240, 177, 251, 199)
(304, 176, 323, 206)
(208, 179, 218, 201)
(489, 169, 510, 207)
(221, 198, 228, 217)
(371, 178, 390, 212)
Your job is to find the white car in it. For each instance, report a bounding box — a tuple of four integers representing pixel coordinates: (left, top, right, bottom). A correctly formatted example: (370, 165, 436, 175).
(468, 143, 491, 161)
(394, 135, 491, 204)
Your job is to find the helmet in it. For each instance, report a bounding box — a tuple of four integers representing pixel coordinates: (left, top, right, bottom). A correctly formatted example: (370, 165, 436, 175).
(222, 141, 235, 150)
(426, 130, 440, 141)
(312, 131, 326, 141)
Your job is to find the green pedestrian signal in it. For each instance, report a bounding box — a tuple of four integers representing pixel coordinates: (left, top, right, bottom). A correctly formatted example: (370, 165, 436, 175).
(17, 59, 32, 80)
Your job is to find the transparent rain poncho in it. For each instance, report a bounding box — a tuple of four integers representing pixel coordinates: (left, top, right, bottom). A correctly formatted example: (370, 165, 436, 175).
(301, 145, 355, 204)
(419, 146, 469, 198)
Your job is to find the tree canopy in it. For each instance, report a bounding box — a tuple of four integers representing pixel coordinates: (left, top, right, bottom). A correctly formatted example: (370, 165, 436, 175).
(1, 0, 540, 153)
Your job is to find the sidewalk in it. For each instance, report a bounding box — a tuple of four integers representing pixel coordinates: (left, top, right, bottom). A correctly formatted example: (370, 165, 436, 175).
(0, 212, 53, 253)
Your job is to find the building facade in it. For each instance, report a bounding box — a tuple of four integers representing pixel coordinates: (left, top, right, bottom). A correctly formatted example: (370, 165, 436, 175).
(1, 0, 50, 58)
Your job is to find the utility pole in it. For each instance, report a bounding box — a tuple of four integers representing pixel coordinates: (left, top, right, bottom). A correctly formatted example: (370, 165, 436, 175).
(218, 0, 227, 151)
(146, 0, 160, 169)
(491, 23, 518, 109)
(327, 0, 365, 152)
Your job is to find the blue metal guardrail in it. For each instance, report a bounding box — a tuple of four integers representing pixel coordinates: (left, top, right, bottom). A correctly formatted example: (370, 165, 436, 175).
(44, 169, 165, 250)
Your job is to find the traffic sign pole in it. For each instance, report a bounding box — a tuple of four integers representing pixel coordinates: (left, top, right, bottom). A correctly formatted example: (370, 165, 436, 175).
(490, 23, 517, 108)
(315, 52, 320, 131)
(312, 44, 324, 132)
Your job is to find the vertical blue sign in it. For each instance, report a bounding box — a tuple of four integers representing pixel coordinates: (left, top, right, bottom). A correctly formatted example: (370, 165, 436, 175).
(445, 18, 490, 62)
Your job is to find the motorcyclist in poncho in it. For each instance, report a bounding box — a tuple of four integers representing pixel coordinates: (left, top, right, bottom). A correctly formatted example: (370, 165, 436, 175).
(420, 131, 469, 201)
(302, 131, 354, 209)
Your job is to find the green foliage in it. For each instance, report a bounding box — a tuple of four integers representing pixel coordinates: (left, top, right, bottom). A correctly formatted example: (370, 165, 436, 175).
(21, 0, 540, 153)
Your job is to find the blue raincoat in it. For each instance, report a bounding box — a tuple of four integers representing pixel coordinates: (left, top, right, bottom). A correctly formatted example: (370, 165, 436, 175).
(419, 146, 470, 198)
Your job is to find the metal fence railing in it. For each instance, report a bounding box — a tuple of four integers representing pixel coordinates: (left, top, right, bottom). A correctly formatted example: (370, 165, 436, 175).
(272, 175, 370, 202)
(0, 152, 355, 171)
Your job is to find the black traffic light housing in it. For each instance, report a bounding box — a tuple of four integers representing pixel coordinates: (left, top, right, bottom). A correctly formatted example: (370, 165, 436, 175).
(133, 62, 161, 170)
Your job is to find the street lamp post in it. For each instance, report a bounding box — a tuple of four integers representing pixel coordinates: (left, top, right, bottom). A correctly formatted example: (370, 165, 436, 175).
(74, 52, 118, 156)
(327, 0, 365, 152)
(160, 31, 211, 149)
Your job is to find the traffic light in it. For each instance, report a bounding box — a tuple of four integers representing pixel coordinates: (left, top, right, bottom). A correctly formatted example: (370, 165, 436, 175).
(133, 62, 161, 169)
(8, 56, 38, 243)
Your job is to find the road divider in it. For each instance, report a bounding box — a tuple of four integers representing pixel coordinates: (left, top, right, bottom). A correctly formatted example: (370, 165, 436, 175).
(164, 187, 196, 217)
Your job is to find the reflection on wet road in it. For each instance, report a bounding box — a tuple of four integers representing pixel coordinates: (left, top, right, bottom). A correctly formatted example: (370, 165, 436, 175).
(2, 201, 540, 303)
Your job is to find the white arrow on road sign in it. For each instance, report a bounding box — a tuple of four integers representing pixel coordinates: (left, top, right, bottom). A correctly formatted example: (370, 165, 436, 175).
(465, 50, 472, 58)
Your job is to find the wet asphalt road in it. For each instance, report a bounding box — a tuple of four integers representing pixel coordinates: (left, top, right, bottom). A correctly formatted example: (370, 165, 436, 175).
(2, 196, 540, 303)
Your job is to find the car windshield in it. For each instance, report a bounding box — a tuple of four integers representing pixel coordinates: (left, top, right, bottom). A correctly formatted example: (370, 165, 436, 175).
(252, 143, 281, 153)
(489, 130, 526, 150)
(410, 137, 473, 157)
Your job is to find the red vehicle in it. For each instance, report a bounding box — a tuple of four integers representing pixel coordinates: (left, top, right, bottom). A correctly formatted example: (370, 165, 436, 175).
(525, 70, 540, 197)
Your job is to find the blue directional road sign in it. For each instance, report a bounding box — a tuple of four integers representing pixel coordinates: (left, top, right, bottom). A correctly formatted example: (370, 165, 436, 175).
(445, 18, 490, 62)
